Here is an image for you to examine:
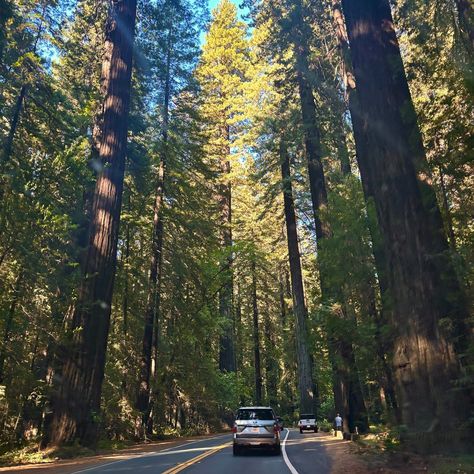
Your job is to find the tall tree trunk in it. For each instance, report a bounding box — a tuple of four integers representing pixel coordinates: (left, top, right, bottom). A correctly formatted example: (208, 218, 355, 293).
(438, 165, 457, 251)
(122, 191, 131, 337)
(263, 291, 278, 407)
(136, 24, 173, 436)
(293, 24, 368, 432)
(251, 255, 262, 405)
(333, 0, 400, 424)
(235, 280, 243, 372)
(48, 0, 137, 447)
(0, 273, 22, 384)
(278, 268, 287, 327)
(280, 139, 314, 414)
(340, 0, 471, 434)
(218, 123, 235, 372)
(337, 119, 351, 175)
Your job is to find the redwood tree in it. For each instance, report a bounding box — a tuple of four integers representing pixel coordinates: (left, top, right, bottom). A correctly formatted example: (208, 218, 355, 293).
(340, 0, 471, 434)
(289, 0, 368, 433)
(49, 0, 137, 446)
(280, 138, 315, 415)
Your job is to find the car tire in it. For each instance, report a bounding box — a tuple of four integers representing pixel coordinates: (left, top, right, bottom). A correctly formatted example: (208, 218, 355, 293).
(299, 428, 303, 434)
(233, 444, 241, 456)
(314, 427, 318, 433)
(274, 444, 281, 455)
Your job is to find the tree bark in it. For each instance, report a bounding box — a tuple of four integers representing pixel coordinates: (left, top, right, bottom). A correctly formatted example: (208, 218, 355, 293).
(48, 0, 137, 447)
(340, 0, 471, 433)
(251, 255, 262, 405)
(280, 139, 314, 415)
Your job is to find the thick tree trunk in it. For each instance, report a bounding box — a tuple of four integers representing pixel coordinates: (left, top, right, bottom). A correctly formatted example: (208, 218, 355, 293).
(333, 0, 400, 425)
(136, 25, 172, 434)
(294, 29, 368, 432)
(280, 140, 314, 414)
(48, 0, 137, 447)
(341, 0, 471, 433)
(251, 256, 262, 405)
(218, 124, 235, 372)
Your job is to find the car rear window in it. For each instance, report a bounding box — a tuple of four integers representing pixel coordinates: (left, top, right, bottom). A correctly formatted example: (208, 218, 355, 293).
(300, 414, 315, 419)
(236, 409, 274, 420)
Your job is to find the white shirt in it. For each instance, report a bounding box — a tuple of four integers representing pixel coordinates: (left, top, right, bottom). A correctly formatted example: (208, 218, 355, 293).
(335, 416, 342, 427)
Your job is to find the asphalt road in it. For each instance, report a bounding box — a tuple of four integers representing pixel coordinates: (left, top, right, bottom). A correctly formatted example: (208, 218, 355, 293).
(70, 429, 332, 474)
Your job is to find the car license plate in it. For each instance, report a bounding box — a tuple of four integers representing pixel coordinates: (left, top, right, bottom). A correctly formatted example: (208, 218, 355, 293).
(306, 425, 311, 428)
(251, 427, 259, 433)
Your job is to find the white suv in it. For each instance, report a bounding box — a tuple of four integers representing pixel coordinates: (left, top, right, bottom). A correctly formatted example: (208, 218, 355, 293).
(298, 413, 318, 433)
(232, 406, 281, 455)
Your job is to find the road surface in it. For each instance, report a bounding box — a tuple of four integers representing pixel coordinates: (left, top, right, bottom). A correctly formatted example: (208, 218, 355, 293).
(69, 429, 332, 474)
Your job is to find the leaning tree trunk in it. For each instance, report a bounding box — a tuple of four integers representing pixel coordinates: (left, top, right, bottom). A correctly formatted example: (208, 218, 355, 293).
(251, 255, 262, 405)
(48, 0, 137, 447)
(280, 139, 315, 415)
(340, 0, 471, 434)
(218, 123, 236, 373)
(293, 23, 368, 432)
(136, 24, 173, 436)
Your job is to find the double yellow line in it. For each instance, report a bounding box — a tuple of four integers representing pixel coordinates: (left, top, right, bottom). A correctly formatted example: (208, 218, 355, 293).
(162, 442, 232, 474)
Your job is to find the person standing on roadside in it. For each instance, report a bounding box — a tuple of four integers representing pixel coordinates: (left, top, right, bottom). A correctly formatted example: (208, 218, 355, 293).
(334, 413, 342, 436)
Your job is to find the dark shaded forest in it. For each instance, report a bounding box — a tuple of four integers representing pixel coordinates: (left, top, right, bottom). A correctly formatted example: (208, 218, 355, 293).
(0, 0, 473, 458)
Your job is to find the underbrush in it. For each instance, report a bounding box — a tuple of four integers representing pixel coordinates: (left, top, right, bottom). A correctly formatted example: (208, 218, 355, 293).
(354, 425, 474, 473)
(318, 419, 334, 432)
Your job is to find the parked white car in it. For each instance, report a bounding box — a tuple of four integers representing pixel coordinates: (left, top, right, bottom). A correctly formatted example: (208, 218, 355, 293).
(298, 413, 318, 433)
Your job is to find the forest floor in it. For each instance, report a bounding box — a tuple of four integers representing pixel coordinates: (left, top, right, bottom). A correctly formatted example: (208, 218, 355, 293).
(0, 431, 472, 473)
(351, 432, 474, 473)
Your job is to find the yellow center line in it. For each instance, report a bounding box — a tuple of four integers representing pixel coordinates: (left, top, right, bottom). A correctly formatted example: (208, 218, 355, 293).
(162, 442, 232, 474)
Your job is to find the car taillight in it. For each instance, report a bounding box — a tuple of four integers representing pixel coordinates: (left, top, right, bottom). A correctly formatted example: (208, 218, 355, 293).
(231, 425, 237, 433)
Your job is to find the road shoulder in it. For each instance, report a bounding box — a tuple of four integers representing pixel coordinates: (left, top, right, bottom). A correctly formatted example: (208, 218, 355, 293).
(314, 432, 368, 474)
